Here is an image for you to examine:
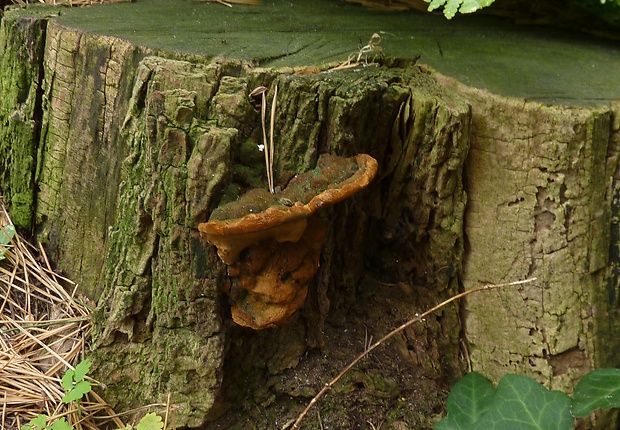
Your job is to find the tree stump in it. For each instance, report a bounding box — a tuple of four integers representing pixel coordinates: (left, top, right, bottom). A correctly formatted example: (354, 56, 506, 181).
(1, 1, 619, 428)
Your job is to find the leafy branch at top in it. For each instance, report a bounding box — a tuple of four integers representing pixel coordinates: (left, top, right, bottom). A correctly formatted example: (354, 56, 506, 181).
(423, 0, 620, 19)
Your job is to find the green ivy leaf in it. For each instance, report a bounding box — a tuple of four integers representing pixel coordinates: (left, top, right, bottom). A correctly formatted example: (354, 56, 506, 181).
(474, 374, 572, 430)
(73, 359, 91, 382)
(435, 371, 495, 429)
(136, 412, 164, 430)
(61, 380, 91, 403)
(572, 368, 620, 417)
(50, 419, 73, 430)
(0, 224, 15, 260)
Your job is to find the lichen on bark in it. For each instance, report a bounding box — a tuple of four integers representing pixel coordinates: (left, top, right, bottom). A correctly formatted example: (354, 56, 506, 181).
(35, 21, 147, 299)
(440, 77, 618, 392)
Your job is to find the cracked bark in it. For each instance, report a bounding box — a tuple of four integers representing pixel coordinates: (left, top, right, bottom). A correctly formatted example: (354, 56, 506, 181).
(436, 75, 620, 397)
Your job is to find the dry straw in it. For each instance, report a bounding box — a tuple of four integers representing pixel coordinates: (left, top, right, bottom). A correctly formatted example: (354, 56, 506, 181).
(0, 203, 124, 429)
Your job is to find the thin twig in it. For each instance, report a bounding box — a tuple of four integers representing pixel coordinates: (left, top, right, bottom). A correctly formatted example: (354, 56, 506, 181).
(164, 391, 172, 429)
(260, 91, 271, 194)
(290, 277, 537, 429)
(268, 84, 278, 194)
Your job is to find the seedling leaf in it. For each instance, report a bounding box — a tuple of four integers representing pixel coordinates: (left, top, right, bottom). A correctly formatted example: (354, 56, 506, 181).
(73, 359, 91, 382)
(51, 419, 73, 430)
(24, 414, 48, 430)
(61, 369, 75, 391)
(136, 412, 164, 430)
(572, 368, 620, 417)
(0, 224, 15, 260)
(474, 374, 572, 430)
(435, 371, 494, 429)
(62, 380, 92, 403)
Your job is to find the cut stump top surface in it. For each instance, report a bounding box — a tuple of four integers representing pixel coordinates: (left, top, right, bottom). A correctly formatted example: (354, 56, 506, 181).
(51, 0, 620, 106)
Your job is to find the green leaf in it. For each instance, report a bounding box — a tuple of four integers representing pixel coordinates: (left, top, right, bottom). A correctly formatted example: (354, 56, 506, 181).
(435, 371, 495, 429)
(424, 0, 495, 18)
(0, 224, 15, 260)
(61, 369, 75, 391)
(459, 0, 495, 14)
(50, 419, 73, 430)
(136, 412, 164, 430)
(572, 368, 620, 417)
(474, 374, 572, 430)
(61, 380, 91, 403)
(73, 359, 91, 382)
(25, 414, 49, 430)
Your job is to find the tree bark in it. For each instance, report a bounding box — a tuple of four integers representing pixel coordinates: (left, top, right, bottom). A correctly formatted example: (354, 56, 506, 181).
(1, 2, 619, 429)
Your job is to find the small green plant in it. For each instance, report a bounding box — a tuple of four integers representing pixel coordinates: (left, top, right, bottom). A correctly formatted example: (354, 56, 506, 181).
(0, 222, 15, 260)
(23, 414, 72, 430)
(435, 368, 620, 429)
(61, 358, 92, 404)
(24, 359, 165, 430)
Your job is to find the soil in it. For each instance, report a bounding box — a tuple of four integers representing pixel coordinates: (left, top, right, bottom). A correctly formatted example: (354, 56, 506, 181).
(208, 274, 455, 430)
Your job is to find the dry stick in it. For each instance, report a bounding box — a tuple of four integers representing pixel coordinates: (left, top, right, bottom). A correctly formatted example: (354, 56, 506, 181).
(268, 84, 278, 194)
(1, 392, 5, 430)
(290, 277, 537, 429)
(260, 91, 271, 195)
(164, 391, 172, 429)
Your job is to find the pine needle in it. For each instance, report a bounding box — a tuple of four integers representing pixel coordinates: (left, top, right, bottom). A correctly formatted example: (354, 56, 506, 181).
(0, 202, 122, 428)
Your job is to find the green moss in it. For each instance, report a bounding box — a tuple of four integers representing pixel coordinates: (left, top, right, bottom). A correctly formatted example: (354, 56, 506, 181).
(0, 11, 46, 231)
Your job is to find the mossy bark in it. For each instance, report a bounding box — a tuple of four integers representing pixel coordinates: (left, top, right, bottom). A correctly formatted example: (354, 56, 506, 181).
(0, 11, 46, 230)
(33, 21, 149, 299)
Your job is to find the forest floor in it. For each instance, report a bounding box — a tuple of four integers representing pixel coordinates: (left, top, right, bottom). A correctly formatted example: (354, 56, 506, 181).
(210, 276, 453, 430)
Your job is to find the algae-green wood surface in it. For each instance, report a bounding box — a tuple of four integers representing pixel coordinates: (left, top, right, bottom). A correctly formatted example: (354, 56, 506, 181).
(54, 0, 620, 105)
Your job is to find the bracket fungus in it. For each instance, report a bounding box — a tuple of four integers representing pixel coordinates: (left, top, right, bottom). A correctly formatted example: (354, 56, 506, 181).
(198, 153, 378, 329)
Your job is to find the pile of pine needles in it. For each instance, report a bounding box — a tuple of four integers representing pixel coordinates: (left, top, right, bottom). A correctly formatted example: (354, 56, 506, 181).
(0, 205, 124, 429)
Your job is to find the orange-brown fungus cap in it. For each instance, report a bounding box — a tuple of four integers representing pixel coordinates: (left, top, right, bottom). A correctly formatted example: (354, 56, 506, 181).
(198, 153, 378, 264)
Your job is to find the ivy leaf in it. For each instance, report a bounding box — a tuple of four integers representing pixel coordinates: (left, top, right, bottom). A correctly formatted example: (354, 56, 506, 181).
(136, 412, 164, 430)
(0, 224, 15, 260)
(73, 359, 91, 382)
(572, 368, 620, 417)
(435, 371, 495, 429)
(425, 0, 495, 18)
(61, 380, 92, 403)
(51, 419, 73, 430)
(473, 374, 572, 430)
